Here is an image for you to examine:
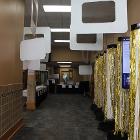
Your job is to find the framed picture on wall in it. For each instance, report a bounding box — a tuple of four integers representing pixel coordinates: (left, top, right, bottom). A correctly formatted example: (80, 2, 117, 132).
(61, 70, 73, 80)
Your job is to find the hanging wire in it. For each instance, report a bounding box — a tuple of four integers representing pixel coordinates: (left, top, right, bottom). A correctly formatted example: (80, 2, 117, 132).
(30, 0, 39, 36)
(87, 51, 89, 63)
(82, 51, 84, 62)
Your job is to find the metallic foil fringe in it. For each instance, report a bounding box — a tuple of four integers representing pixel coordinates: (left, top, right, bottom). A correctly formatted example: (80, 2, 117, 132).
(114, 43, 129, 134)
(129, 29, 140, 140)
(94, 45, 130, 136)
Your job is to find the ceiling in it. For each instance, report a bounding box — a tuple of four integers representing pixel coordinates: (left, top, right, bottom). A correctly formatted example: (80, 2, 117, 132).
(44, 61, 89, 68)
(25, 0, 71, 27)
(25, 0, 71, 47)
(24, 0, 115, 47)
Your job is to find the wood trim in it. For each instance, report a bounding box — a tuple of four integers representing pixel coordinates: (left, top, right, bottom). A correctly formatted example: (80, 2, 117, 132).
(0, 119, 24, 140)
(26, 102, 36, 111)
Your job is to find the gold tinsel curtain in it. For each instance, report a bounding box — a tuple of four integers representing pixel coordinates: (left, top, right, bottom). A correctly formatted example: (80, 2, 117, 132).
(129, 27, 140, 140)
(98, 56, 104, 109)
(94, 53, 108, 118)
(94, 56, 104, 109)
(102, 52, 107, 116)
(105, 47, 117, 120)
(94, 40, 132, 137)
(94, 47, 117, 120)
(94, 58, 99, 106)
(114, 41, 129, 134)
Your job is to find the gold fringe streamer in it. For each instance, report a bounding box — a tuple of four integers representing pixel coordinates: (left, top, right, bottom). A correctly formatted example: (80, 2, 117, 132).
(114, 42, 130, 134)
(129, 29, 140, 140)
(108, 47, 117, 118)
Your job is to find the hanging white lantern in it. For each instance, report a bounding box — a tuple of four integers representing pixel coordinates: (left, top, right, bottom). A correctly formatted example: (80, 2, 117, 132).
(79, 65, 93, 75)
(28, 60, 40, 70)
(70, 30, 103, 51)
(24, 27, 51, 54)
(71, 0, 128, 33)
(40, 54, 50, 63)
(23, 60, 29, 70)
(20, 38, 47, 61)
(40, 63, 46, 71)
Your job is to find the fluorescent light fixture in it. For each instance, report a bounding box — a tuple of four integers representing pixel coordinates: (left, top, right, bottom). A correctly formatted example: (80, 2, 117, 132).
(59, 65, 71, 68)
(57, 62, 72, 64)
(51, 28, 70, 32)
(43, 5, 71, 12)
(54, 40, 70, 43)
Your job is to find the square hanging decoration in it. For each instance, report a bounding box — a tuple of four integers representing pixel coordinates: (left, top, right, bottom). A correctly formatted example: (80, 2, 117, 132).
(23, 60, 40, 70)
(20, 27, 51, 61)
(20, 38, 47, 61)
(79, 65, 93, 75)
(70, 30, 103, 51)
(71, 0, 128, 33)
(24, 27, 51, 53)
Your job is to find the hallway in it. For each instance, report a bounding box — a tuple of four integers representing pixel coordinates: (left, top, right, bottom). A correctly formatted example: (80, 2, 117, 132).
(12, 94, 106, 140)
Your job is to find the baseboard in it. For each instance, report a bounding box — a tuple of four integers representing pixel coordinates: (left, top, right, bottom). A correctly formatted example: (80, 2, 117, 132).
(0, 119, 24, 140)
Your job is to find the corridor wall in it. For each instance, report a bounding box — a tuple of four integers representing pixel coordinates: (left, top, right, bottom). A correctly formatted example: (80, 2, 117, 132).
(102, 0, 140, 49)
(92, 1, 140, 139)
(51, 46, 87, 62)
(0, 0, 25, 139)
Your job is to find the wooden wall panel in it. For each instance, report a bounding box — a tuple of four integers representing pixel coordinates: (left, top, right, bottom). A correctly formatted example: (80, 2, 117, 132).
(0, 0, 25, 139)
(0, 0, 24, 85)
(90, 0, 140, 63)
(51, 46, 84, 62)
(128, 0, 140, 31)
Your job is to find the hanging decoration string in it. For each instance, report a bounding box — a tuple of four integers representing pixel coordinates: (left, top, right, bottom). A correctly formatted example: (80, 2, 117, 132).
(94, 57, 99, 106)
(103, 52, 107, 120)
(114, 42, 121, 134)
(106, 47, 116, 119)
(30, 0, 39, 36)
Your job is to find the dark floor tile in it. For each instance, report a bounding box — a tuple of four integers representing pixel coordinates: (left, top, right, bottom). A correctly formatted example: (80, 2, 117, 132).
(12, 94, 106, 140)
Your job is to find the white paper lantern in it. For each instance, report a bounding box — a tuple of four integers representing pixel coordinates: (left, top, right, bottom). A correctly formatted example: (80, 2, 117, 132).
(23, 60, 40, 70)
(23, 60, 29, 70)
(79, 65, 93, 75)
(40, 63, 46, 71)
(24, 27, 51, 53)
(20, 38, 46, 61)
(28, 60, 40, 70)
(70, 30, 103, 51)
(71, 0, 128, 33)
(40, 54, 50, 63)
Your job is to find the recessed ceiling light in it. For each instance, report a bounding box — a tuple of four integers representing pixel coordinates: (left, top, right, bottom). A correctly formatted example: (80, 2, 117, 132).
(43, 5, 71, 12)
(57, 62, 72, 64)
(59, 65, 71, 68)
(54, 40, 70, 43)
(51, 28, 70, 32)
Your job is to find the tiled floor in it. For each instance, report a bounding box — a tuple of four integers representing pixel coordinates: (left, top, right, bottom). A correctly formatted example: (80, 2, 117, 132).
(12, 94, 106, 140)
